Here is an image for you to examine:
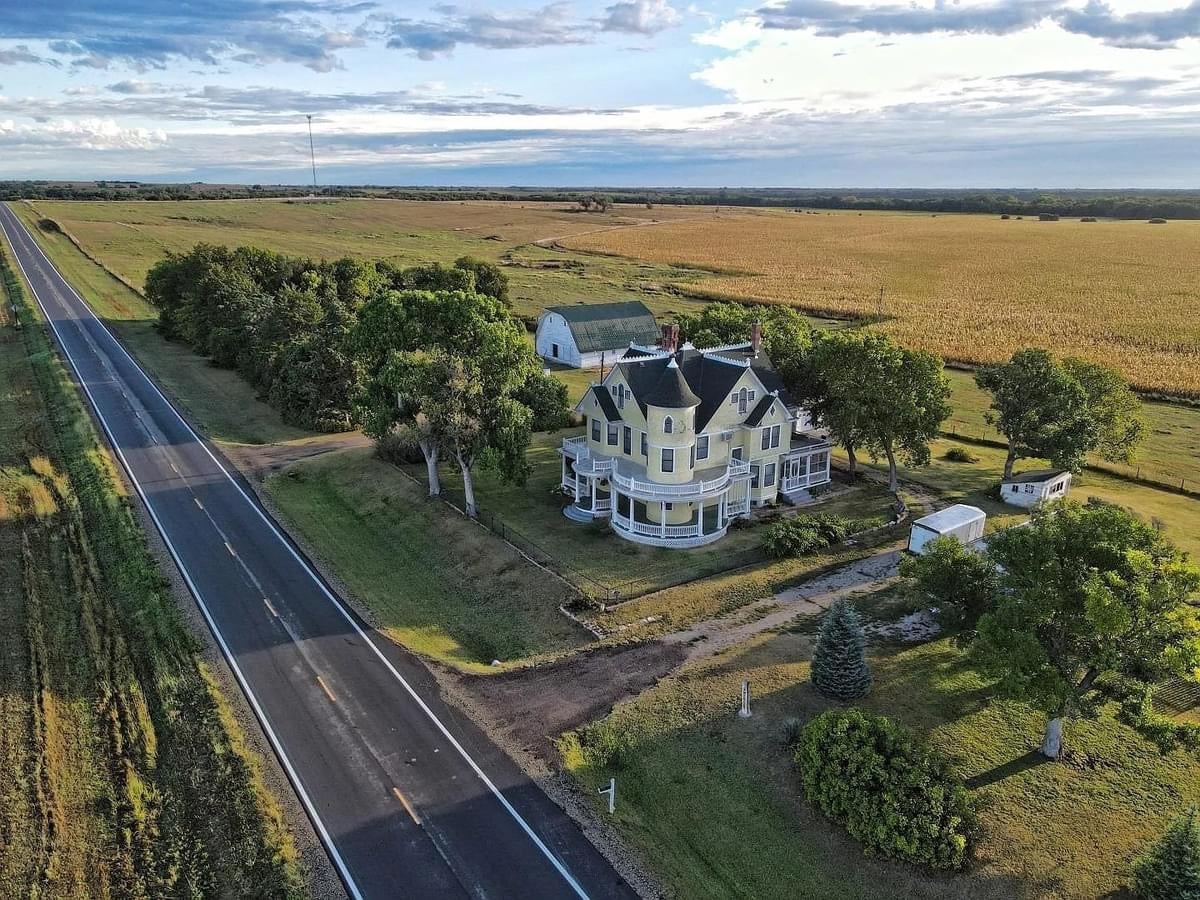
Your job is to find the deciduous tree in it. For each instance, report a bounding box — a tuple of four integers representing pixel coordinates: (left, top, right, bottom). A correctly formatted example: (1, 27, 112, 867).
(899, 536, 998, 631)
(975, 349, 1144, 479)
(973, 500, 1200, 758)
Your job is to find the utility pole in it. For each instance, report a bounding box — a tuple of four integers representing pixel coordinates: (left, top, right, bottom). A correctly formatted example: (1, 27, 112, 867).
(306, 115, 318, 194)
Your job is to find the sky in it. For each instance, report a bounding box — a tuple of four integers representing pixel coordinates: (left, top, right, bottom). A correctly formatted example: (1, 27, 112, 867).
(0, 0, 1198, 187)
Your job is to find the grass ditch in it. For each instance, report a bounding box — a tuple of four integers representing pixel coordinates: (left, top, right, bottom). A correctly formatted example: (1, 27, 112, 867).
(0, 244, 303, 898)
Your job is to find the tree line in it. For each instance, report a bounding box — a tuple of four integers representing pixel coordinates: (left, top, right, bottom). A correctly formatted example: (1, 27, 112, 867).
(7, 181, 1199, 218)
(145, 246, 566, 512)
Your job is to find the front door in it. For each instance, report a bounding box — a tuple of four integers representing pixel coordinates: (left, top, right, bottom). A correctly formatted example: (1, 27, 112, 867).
(732, 446, 743, 462)
(623, 426, 632, 455)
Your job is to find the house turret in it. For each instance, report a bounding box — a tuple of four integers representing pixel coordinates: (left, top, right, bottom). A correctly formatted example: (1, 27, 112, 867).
(645, 357, 699, 485)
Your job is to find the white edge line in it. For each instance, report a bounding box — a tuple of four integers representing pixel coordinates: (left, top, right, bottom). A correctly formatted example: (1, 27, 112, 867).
(4, 207, 591, 900)
(0, 212, 371, 900)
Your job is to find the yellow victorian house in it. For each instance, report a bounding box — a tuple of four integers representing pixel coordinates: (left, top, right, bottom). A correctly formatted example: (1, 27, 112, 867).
(560, 324, 832, 548)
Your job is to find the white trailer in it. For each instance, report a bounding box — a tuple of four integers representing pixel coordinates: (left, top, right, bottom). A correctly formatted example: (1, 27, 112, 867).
(908, 504, 987, 555)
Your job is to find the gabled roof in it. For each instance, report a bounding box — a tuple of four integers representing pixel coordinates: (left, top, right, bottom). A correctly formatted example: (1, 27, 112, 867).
(643, 359, 700, 408)
(589, 385, 621, 421)
(615, 344, 793, 431)
(1002, 468, 1070, 484)
(544, 300, 658, 353)
(743, 393, 780, 427)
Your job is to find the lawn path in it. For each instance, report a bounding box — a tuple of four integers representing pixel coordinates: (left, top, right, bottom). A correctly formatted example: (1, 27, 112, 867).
(663, 549, 903, 664)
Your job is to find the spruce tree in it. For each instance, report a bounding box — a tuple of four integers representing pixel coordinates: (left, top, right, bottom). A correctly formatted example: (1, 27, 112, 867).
(1132, 806, 1200, 900)
(811, 598, 873, 700)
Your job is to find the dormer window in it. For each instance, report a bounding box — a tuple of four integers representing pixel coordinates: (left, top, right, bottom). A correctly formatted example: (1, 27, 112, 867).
(663, 415, 674, 434)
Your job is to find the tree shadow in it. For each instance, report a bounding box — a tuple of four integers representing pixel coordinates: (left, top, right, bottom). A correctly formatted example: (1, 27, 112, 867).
(966, 750, 1049, 790)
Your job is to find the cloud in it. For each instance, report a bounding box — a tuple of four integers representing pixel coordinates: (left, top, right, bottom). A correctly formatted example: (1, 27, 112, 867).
(383, 3, 588, 59)
(601, 0, 682, 35)
(0, 44, 60, 66)
(756, 0, 1200, 49)
(0, 117, 167, 151)
(107, 79, 163, 94)
(1, 0, 374, 72)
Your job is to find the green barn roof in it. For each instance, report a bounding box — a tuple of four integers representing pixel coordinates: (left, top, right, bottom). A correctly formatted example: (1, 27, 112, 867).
(547, 300, 658, 353)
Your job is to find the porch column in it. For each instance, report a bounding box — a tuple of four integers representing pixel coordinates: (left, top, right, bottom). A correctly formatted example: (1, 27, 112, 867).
(562, 454, 568, 489)
(591, 477, 597, 510)
(574, 470, 581, 503)
(718, 495, 725, 529)
(698, 500, 704, 537)
(661, 501, 667, 539)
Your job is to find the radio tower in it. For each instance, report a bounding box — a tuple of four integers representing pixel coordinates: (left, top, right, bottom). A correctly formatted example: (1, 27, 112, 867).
(306, 114, 318, 194)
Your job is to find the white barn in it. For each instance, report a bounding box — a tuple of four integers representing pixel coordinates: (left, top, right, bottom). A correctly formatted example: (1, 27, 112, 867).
(908, 504, 986, 555)
(1000, 469, 1072, 509)
(535, 300, 659, 368)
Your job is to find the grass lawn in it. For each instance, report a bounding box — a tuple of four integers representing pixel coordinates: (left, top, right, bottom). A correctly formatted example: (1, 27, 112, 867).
(263, 446, 592, 669)
(6, 201, 313, 445)
(409, 429, 899, 601)
(564, 627, 1200, 900)
(842, 435, 1200, 558)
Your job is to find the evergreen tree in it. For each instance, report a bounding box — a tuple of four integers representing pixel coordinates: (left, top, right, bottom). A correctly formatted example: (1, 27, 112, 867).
(811, 599, 873, 700)
(1132, 806, 1200, 900)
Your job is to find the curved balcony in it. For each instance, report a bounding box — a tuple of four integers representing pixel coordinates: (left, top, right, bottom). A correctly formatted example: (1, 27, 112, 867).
(610, 508, 728, 549)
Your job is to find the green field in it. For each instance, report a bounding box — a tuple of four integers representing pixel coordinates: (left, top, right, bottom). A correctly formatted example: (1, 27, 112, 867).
(0, 245, 301, 897)
(565, 626, 1200, 900)
(263, 446, 592, 669)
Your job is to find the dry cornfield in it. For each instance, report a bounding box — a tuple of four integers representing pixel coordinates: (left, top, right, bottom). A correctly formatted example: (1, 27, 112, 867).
(562, 210, 1200, 398)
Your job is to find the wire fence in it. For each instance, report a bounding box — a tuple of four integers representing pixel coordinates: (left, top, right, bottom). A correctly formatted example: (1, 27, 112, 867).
(940, 420, 1199, 500)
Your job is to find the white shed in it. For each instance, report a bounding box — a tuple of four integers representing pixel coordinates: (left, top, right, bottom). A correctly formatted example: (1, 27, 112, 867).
(908, 504, 987, 555)
(1000, 469, 1072, 509)
(535, 300, 659, 368)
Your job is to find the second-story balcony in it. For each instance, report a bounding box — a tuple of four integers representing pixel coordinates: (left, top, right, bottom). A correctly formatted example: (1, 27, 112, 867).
(560, 436, 751, 502)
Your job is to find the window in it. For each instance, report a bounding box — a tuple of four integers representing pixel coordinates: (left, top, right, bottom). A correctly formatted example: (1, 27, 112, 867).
(732, 446, 743, 461)
(664, 416, 674, 434)
(617, 384, 625, 409)
(623, 426, 632, 455)
(1009, 484, 1019, 493)
(750, 464, 760, 489)
(662, 448, 675, 473)
(737, 388, 748, 414)
(696, 435, 709, 460)
(764, 463, 776, 487)
(551, 343, 559, 359)
(611, 384, 617, 396)
(640, 431, 648, 457)
(591, 418, 601, 442)
(1024, 483, 1035, 494)
(664, 502, 673, 511)
(761, 424, 780, 450)
(689, 445, 695, 468)
(607, 422, 619, 446)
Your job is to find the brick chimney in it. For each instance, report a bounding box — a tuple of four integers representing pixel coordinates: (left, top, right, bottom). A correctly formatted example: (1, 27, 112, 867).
(661, 322, 679, 353)
(750, 320, 763, 353)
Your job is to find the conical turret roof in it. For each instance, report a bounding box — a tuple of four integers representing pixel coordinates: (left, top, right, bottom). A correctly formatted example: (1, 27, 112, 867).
(643, 357, 700, 408)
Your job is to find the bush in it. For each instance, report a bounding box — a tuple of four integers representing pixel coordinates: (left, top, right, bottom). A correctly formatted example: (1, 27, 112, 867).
(1039, 213, 1060, 221)
(1149, 218, 1168, 225)
(37, 217, 62, 233)
(764, 513, 856, 558)
(811, 599, 872, 700)
(1081, 216, 1098, 222)
(943, 446, 978, 463)
(1131, 806, 1200, 900)
(899, 536, 997, 630)
(795, 709, 978, 871)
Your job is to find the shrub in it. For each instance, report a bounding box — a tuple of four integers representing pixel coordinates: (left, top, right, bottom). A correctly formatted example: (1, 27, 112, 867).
(1131, 806, 1200, 900)
(943, 446, 978, 463)
(1081, 216, 1098, 222)
(1000, 214, 1011, 220)
(899, 535, 998, 630)
(764, 513, 856, 558)
(1039, 213, 1060, 221)
(795, 709, 978, 871)
(37, 217, 62, 233)
(811, 598, 872, 700)
(1149, 218, 1168, 225)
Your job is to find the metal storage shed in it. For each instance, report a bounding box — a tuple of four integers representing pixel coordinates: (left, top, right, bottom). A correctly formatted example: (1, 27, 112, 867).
(908, 504, 987, 555)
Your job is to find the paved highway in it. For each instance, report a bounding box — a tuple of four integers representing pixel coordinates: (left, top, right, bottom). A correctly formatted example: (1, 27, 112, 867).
(0, 203, 636, 900)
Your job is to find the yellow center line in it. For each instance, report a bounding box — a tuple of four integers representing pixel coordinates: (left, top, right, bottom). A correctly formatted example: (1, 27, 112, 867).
(316, 675, 337, 704)
(263, 597, 279, 618)
(392, 786, 422, 825)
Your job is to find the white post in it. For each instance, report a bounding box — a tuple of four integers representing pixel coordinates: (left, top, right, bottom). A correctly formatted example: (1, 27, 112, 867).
(698, 500, 704, 536)
(574, 470, 581, 503)
(591, 477, 597, 511)
(738, 680, 752, 718)
(661, 501, 667, 538)
(598, 777, 616, 814)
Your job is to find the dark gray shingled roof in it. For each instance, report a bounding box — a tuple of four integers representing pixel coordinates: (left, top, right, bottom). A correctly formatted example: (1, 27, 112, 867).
(589, 385, 622, 421)
(546, 300, 659, 353)
(643, 359, 701, 408)
(617, 345, 794, 430)
(743, 393, 779, 427)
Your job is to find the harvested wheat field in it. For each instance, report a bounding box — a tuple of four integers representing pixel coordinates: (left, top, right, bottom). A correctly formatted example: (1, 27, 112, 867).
(563, 210, 1200, 398)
